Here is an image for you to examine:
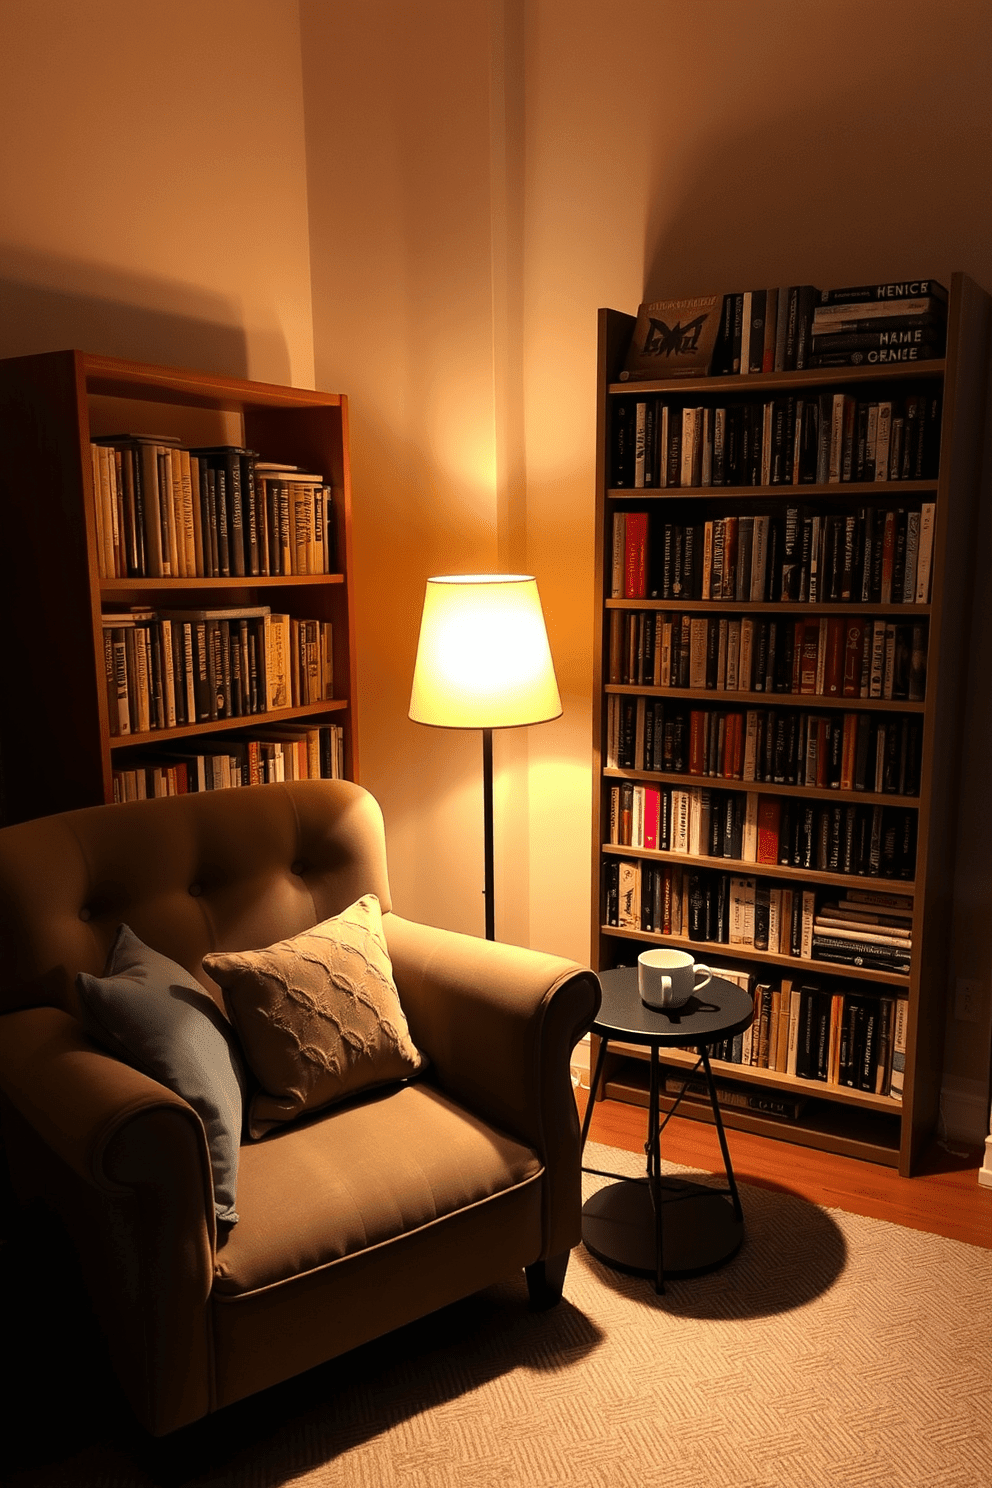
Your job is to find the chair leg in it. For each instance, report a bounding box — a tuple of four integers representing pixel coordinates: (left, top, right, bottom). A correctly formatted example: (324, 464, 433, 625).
(525, 1250, 570, 1310)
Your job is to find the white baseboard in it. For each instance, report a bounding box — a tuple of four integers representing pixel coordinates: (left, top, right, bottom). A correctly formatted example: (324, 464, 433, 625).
(940, 1076, 992, 1146)
(979, 1135, 992, 1190)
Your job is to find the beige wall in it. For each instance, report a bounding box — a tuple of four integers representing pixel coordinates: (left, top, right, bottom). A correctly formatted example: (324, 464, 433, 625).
(0, 0, 988, 1131)
(303, 0, 992, 1131)
(0, 0, 314, 384)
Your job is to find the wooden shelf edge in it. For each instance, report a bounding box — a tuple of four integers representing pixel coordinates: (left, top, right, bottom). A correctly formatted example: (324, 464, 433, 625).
(109, 698, 349, 750)
(599, 925, 912, 986)
(600, 843, 917, 895)
(602, 767, 919, 809)
(81, 351, 344, 410)
(607, 359, 945, 397)
(604, 684, 926, 713)
(605, 598, 930, 615)
(602, 1074, 902, 1167)
(100, 574, 346, 591)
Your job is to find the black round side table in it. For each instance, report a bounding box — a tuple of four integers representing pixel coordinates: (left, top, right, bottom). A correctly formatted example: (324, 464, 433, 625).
(580, 965, 754, 1294)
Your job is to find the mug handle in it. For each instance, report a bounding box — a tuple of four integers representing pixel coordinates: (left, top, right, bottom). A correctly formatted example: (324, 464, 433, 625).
(692, 964, 712, 993)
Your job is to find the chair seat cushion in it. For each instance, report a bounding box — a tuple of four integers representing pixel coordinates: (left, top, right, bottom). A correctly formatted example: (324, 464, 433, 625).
(212, 1081, 541, 1296)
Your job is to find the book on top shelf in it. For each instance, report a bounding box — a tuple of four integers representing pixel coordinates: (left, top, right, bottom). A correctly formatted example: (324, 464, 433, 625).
(620, 295, 723, 380)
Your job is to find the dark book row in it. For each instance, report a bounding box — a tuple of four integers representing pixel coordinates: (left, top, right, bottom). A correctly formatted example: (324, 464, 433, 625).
(609, 609, 926, 703)
(607, 696, 922, 798)
(709, 281, 946, 377)
(663, 981, 905, 1099)
(605, 860, 913, 972)
(610, 386, 941, 490)
(607, 782, 916, 881)
(101, 605, 333, 737)
(112, 723, 345, 801)
(91, 436, 336, 581)
(612, 503, 934, 606)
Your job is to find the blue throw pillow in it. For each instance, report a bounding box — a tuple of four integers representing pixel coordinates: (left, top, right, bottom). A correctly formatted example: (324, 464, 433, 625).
(76, 924, 247, 1225)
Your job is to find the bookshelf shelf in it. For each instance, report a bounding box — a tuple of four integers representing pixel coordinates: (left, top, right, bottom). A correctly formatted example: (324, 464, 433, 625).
(606, 598, 930, 616)
(602, 766, 919, 809)
(0, 349, 358, 821)
(100, 574, 347, 593)
(601, 1053, 902, 1166)
(608, 480, 939, 502)
(592, 274, 991, 1175)
(608, 356, 945, 398)
(600, 925, 911, 987)
(604, 684, 925, 713)
(601, 841, 915, 894)
(107, 697, 349, 751)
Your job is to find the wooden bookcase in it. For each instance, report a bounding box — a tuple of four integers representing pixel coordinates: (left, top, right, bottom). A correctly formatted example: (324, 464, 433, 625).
(0, 350, 358, 824)
(591, 273, 990, 1176)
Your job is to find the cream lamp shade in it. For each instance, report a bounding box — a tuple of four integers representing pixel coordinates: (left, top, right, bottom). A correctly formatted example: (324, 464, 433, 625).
(409, 575, 562, 729)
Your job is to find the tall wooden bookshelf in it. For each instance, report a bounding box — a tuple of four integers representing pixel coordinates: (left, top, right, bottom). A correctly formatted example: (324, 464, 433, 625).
(591, 273, 990, 1176)
(0, 350, 358, 825)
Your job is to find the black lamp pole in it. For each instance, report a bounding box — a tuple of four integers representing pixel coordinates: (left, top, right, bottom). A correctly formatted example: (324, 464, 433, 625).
(482, 726, 495, 940)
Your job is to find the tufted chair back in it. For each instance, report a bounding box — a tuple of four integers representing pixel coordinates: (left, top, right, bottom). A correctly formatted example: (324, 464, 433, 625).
(0, 779, 391, 1017)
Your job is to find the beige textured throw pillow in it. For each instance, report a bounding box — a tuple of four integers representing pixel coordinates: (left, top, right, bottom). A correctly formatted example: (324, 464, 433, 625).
(203, 895, 425, 1138)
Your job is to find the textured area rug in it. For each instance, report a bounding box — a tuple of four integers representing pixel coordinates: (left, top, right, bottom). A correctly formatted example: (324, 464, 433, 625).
(4, 1144, 991, 1487)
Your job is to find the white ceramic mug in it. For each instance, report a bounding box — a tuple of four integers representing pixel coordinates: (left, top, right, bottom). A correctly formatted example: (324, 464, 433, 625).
(637, 948, 712, 1010)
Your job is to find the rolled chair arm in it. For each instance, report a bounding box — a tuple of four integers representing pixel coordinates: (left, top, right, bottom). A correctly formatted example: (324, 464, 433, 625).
(383, 914, 600, 1259)
(0, 1005, 216, 1434)
(0, 1005, 209, 1202)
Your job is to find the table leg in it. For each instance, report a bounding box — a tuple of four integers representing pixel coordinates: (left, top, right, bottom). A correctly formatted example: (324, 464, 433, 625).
(647, 1044, 665, 1294)
(579, 1035, 610, 1153)
(698, 1045, 744, 1222)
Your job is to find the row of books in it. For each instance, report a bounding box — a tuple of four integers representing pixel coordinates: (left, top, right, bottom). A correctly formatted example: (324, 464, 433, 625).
(656, 967, 907, 1101)
(611, 387, 941, 489)
(609, 611, 926, 703)
(607, 788, 916, 881)
(605, 862, 913, 974)
(112, 724, 346, 800)
(618, 279, 947, 383)
(612, 505, 935, 606)
(91, 436, 336, 580)
(102, 604, 334, 737)
(607, 697, 922, 799)
(808, 281, 947, 368)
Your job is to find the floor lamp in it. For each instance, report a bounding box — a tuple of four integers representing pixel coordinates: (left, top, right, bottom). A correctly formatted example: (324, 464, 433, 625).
(409, 574, 562, 940)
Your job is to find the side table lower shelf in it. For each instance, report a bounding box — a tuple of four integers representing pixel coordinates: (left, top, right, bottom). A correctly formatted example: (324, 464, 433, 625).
(583, 1172, 744, 1279)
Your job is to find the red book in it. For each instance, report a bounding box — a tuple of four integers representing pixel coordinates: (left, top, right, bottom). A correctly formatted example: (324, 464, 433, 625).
(824, 617, 845, 696)
(624, 512, 649, 598)
(688, 711, 706, 775)
(643, 788, 661, 850)
(842, 618, 865, 697)
(757, 795, 782, 864)
(840, 712, 858, 791)
(799, 620, 820, 694)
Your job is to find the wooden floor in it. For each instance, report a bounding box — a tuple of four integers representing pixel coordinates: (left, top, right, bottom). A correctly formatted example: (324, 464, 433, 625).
(576, 1087, 992, 1249)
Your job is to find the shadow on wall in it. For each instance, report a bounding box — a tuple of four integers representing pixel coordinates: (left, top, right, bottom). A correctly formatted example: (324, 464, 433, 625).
(638, 85, 992, 300)
(0, 244, 261, 377)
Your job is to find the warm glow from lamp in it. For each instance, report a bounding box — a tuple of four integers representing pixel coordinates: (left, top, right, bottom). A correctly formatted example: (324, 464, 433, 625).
(409, 575, 562, 730)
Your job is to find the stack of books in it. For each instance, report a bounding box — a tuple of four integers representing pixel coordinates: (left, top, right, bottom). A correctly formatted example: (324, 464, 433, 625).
(811, 890, 913, 974)
(808, 280, 947, 367)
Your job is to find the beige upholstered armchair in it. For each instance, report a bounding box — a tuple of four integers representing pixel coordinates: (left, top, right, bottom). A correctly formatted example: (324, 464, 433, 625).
(0, 780, 599, 1436)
